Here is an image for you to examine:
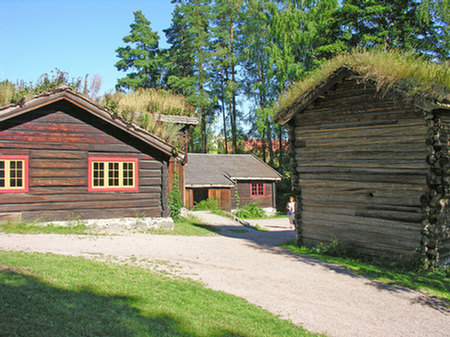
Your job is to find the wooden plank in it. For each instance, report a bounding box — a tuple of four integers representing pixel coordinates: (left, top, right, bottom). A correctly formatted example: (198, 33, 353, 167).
(30, 177, 86, 187)
(30, 150, 86, 160)
(299, 173, 426, 185)
(302, 204, 423, 223)
(28, 185, 161, 195)
(295, 120, 425, 139)
(0, 192, 160, 205)
(3, 198, 160, 212)
(22, 207, 163, 222)
(0, 140, 90, 151)
(30, 160, 85, 169)
(140, 177, 162, 186)
(31, 168, 86, 178)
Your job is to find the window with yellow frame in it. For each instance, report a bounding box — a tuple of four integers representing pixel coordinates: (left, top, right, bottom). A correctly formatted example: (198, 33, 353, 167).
(88, 157, 138, 192)
(0, 155, 29, 193)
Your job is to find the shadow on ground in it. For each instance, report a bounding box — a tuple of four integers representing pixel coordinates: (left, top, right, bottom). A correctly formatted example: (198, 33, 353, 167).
(190, 215, 450, 314)
(0, 267, 247, 337)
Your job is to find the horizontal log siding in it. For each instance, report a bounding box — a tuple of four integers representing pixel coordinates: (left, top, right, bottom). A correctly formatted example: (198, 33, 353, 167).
(0, 107, 165, 221)
(231, 181, 274, 209)
(293, 79, 428, 256)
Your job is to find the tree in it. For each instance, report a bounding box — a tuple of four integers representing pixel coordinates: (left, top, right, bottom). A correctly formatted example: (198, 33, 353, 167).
(166, 0, 215, 153)
(327, 0, 449, 60)
(211, 0, 243, 153)
(239, 0, 277, 164)
(115, 10, 162, 90)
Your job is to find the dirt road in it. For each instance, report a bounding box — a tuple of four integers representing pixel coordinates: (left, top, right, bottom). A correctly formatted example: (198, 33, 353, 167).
(0, 211, 448, 337)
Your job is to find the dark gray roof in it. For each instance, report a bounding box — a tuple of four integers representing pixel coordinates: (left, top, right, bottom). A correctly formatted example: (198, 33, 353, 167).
(185, 154, 281, 187)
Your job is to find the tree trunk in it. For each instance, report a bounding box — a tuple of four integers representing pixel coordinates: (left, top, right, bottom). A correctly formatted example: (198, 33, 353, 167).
(221, 69, 228, 154)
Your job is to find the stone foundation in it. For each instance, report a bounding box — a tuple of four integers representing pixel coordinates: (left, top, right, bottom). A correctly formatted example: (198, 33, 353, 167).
(40, 217, 174, 231)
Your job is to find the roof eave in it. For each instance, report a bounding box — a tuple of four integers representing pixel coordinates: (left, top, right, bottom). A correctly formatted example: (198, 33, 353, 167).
(275, 67, 355, 125)
(0, 88, 178, 158)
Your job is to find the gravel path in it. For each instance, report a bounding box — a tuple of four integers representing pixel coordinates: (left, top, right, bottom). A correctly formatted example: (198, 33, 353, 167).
(1, 211, 448, 337)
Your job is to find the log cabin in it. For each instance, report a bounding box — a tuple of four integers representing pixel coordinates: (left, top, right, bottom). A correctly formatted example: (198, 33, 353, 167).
(185, 154, 282, 213)
(0, 86, 186, 226)
(275, 54, 449, 267)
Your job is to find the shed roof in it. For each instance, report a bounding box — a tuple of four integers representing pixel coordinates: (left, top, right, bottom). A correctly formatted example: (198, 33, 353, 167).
(0, 86, 180, 158)
(185, 154, 282, 188)
(275, 50, 450, 125)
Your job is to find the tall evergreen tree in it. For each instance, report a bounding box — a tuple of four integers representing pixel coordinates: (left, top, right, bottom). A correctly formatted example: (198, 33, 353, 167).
(240, 0, 277, 164)
(115, 11, 162, 90)
(211, 0, 243, 153)
(327, 0, 449, 59)
(166, 0, 215, 153)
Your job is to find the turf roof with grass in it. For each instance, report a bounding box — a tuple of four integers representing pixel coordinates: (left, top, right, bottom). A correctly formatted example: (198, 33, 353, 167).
(275, 49, 450, 124)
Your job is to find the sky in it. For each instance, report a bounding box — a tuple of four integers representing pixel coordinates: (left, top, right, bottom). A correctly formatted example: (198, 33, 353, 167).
(0, 0, 175, 95)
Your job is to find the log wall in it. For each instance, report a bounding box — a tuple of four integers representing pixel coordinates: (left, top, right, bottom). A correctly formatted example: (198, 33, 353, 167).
(290, 78, 429, 257)
(231, 181, 274, 209)
(422, 109, 450, 266)
(0, 102, 169, 222)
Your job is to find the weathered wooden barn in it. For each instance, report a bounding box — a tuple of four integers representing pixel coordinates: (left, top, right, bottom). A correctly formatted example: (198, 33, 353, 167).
(0, 87, 185, 224)
(185, 154, 281, 212)
(275, 62, 449, 266)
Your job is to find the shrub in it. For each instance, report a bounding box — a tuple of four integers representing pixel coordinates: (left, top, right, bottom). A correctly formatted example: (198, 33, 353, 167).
(168, 173, 183, 220)
(234, 202, 265, 219)
(193, 198, 220, 211)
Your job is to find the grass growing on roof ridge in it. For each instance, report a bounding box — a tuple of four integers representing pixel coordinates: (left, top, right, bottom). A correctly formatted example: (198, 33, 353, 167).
(100, 88, 196, 117)
(277, 48, 450, 114)
(100, 88, 196, 151)
(0, 251, 320, 337)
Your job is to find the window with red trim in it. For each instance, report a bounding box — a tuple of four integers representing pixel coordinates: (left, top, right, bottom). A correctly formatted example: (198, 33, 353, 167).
(0, 155, 29, 193)
(250, 182, 265, 197)
(88, 157, 138, 192)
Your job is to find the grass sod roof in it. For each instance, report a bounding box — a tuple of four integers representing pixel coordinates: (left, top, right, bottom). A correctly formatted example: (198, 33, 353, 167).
(275, 49, 450, 125)
(0, 85, 198, 152)
(0, 86, 184, 156)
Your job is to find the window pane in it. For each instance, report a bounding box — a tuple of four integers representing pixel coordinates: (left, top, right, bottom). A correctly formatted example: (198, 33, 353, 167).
(0, 179, 4, 187)
(0, 161, 4, 169)
(17, 179, 22, 187)
(17, 161, 22, 169)
(10, 161, 15, 169)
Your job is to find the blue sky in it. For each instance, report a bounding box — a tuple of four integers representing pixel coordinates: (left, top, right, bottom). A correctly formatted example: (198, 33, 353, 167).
(0, 0, 175, 95)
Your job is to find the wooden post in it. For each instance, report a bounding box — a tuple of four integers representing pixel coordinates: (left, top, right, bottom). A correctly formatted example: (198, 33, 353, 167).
(161, 160, 169, 217)
(287, 121, 303, 245)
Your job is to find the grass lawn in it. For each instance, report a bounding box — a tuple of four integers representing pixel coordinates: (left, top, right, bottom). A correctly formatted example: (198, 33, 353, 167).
(282, 242, 450, 301)
(0, 222, 89, 235)
(0, 251, 322, 337)
(0, 216, 218, 237)
(149, 215, 219, 236)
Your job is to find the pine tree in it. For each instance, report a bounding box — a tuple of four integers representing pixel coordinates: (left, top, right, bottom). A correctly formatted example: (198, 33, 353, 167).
(165, 0, 215, 153)
(211, 0, 243, 153)
(328, 0, 448, 59)
(115, 11, 162, 90)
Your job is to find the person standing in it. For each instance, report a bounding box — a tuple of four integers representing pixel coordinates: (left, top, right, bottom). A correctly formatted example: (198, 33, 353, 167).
(286, 197, 296, 229)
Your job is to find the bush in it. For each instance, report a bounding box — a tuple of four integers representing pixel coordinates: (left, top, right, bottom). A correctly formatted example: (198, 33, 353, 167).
(193, 198, 220, 211)
(234, 202, 265, 219)
(168, 173, 183, 220)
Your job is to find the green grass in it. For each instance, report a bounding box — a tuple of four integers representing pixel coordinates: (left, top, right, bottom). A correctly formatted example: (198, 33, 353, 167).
(0, 251, 322, 337)
(282, 241, 450, 301)
(148, 215, 219, 236)
(0, 216, 218, 237)
(277, 48, 449, 116)
(0, 221, 90, 235)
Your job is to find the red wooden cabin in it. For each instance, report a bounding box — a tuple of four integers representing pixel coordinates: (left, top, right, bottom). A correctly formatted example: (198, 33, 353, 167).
(0, 87, 184, 223)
